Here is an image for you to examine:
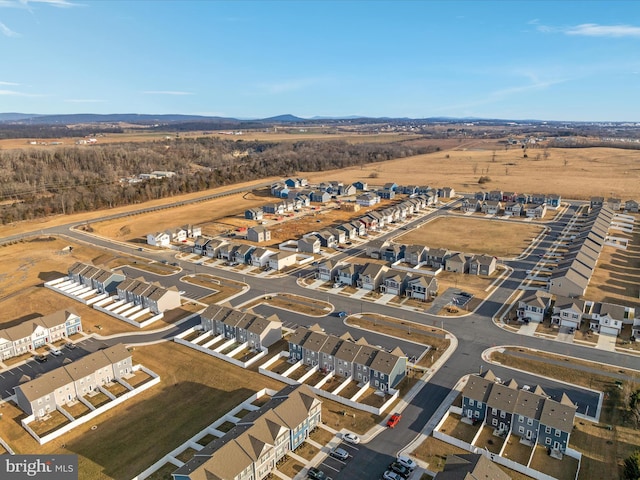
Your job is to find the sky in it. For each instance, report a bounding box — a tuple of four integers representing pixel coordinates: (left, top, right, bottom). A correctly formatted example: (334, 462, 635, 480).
(1, 0, 639, 121)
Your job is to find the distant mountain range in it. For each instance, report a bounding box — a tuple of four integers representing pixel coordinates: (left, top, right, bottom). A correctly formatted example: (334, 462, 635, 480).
(0, 112, 621, 126)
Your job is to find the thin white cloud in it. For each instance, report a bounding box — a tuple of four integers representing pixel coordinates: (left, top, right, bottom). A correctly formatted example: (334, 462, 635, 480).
(535, 22, 640, 38)
(142, 90, 194, 96)
(0, 89, 42, 96)
(65, 98, 105, 103)
(0, 0, 80, 8)
(0, 80, 19, 85)
(565, 23, 640, 38)
(0, 21, 19, 36)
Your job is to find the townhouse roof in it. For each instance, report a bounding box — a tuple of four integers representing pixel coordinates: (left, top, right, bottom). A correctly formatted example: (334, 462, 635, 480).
(540, 394, 577, 432)
(353, 344, 378, 368)
(513, 389, 546, 421)
(436, 453, 511, 480)
(300, 331, 330, 352)
(462, 371, 495, 403)
(593, 302, 626, 320)
(334, 340, 362, 363)
(487, 381, 519, 412)
(36, 309, 78, 329)
(408, 275, 436, 288)
(519, 290, 552, 309)
(429, 248, 450, 258)
(359, 263, 388, 279)
(553, 296, 586, 314)
(288, 326, 312, 345)
(318, 335, 342, 356)
(369, 349, 405, 375)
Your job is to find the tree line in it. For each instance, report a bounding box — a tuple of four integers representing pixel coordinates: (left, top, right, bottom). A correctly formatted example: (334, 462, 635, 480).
(0, 138, 437, 224)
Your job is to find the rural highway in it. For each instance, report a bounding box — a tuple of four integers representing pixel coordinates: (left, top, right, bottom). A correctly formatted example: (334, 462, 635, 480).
(1, 191, 637, 480)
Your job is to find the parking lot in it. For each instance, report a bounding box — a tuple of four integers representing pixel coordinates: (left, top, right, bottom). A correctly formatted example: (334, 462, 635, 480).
(319, 441, 359, 476)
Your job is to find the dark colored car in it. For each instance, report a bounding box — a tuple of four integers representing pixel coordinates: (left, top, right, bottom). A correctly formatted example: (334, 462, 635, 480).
(34, 354, 48, 363)
(307, 467, 329, 480)
(65, 342, 77, 350)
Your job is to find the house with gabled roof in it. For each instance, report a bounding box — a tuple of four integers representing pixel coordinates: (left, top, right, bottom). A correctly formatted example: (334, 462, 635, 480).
(517, 290, 552, 323)
(311, 191, 331, 203)
(439, 186, 455, 198)
(350, 221, 366, 236)
(316, 260, 340, 282)
(233, 244, 255, 265)
(380, 270, 409, 296)
(606, 197, 622, 211)
(14, 344, 131, 419)
(504, 201, 522, 217)
(356, 193, 380, 207)
(481, 200, 502, 215)
(551, 296, 586, 328)
(468, 254, 497, 276)
(297, 236, 320, 254)
(461, 198, 480, 213)
(445, 252, 468, 273)
(405, 275, 438, 301)
(204, 238, 228, 258)
(245, 208, 264, 220)
(328, 227, 346, 244)
(201, 305, 282, 350)
(192, 236, 211, 255)
(268, 251, 297, 271)
(357, 263, 388, 291)
(546, 194, 562, 209)
(538, 393, 577, 453)
(381, 243, 405, 262)
(462, 369, 496, 420)
(336, 263, 361, 286)
(590, 196, 605, 208)
(337, 223, 357, 240)
(625, 199, 639, 213)
(525, 202, 547, 218)
(314, 231, 336, 249)
(486, 379, 519, 435)
(147, 231, 171, 247)
(586, 302, 626, 336)
(428, 248, 451, 269)
(172, 384, 321, 480)
(247, 225, 271, 243)
(353, 181, 368, 191)
(530, 193, 546, 205)
(404, 244, 428, 265)
(251, 247, 275, 268)
(436, 453, 511, 480)
(487, 190, 503, 202)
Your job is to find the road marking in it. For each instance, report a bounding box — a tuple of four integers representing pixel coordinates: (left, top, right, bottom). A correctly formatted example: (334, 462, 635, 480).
(341, 443, 359, 451)
(321, 463, 340, 472)
(7, 370, 15, 375)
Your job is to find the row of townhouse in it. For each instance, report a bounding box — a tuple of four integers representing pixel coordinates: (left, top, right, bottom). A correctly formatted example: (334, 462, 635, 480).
(147, 225, 202, 247)
(116, 277, 182, 314)
(462, 370, 577, 453)
(200, 305, 283, 350)
(68, 262, 125, 294)
(474, 191, 562, 209)
(288, 325, 407, 391)
(0, 310, 82, 361)
(591, 196, 639, 213)
(192, 237, 299, 270)
(173, 384, 322, 480)
(365, 241, 497, 276)
(548, 206, 613, 298)
(462, 199, 548, 218)
(317, 260, 438, 299)
(14, 344, 132, 419)
(518, 290, 635, 336)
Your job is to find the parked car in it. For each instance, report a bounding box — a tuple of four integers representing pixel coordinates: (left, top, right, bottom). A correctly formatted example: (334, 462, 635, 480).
(34, 354, 48, 363)
(382, 471, 403, 480)
(387, 413, 402, 428)
(65, 342, 77, 350)
(396, 456, 417, 471)
(336, 311, 348, 318)
(49, 348, 62, 356)
(307, 467, 329, 480)
(343, 432, 360, 444)
(388, 462, 410, 478)
(330, 447, 349, 461)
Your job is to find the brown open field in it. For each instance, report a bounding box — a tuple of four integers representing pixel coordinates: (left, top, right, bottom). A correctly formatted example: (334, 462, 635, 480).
(304, 146, 640, 200)
(395, 216, 542, 258)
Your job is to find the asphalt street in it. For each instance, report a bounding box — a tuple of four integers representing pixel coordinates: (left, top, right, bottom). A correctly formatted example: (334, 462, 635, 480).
(1, 193, 637, 480)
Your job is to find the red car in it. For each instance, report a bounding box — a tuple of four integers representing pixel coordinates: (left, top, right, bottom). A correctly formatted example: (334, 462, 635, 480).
(387, 413, 402, 428)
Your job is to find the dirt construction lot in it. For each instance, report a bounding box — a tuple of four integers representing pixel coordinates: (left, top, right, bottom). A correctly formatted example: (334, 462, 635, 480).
(395, 216, 542, 258)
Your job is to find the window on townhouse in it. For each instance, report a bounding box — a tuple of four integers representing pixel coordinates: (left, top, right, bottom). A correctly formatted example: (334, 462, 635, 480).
(492, 408, 497, 415)
(545, 426, 551, 434)
(545, 437, 551, 445)
(469, 399, 475, 406)
(492, 418, 498, 426)
(518, 426, 524, 434)
(527, 418, 533, 426)
(500, 411, 506, 418)
(518, 415, 524, 423)
(555, 430, 560, 437)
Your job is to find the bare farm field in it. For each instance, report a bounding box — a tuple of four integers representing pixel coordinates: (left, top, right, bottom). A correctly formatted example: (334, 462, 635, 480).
(304, 146, 640, 201)
(395, 216, 542, 258)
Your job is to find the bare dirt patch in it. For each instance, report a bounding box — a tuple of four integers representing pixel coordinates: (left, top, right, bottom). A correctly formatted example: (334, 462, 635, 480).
(396, 216, 542, 258)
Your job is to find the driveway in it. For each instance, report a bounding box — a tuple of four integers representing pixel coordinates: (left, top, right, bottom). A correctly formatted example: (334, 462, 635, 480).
(596, 332, 617, 351)
(517, 322, 538, 336)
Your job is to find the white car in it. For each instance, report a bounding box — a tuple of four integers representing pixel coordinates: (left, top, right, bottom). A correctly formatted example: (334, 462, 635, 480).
(382, 471, 402, 480)
(343, 432, 360, 444)
(49, 348, 62, 356)
(396, 455, 417, 471)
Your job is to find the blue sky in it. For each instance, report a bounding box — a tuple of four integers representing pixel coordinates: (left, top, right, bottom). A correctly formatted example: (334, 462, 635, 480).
(1, 0, 639, 121)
